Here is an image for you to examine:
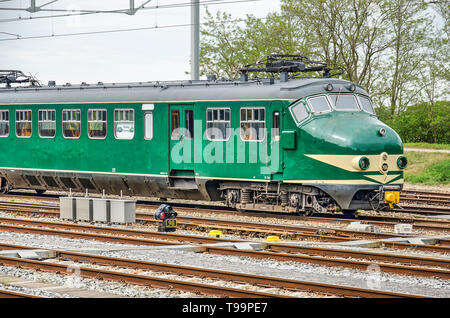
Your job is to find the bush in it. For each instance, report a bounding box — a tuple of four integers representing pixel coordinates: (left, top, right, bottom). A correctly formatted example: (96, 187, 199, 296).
(377, 101, 450, 144)
(405, 159, 450, 185)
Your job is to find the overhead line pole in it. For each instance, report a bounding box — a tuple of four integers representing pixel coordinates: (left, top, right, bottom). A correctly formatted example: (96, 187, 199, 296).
(191, 0, 200, 81)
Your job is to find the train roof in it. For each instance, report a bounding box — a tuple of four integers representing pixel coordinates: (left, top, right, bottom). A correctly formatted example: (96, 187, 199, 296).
(0, 77, 369, 105)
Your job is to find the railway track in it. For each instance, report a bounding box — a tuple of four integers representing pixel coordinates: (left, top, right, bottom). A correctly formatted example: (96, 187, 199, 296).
(3, 190, 450, 217)
(0, 202, 433, 243)
(0, 217, 449, 279)
(0, 254, 292, 298)
(401, 190, 450, 206)
(2, 191, 450, 227)
(0, 196, 450, 234)
(0, 243, 431, 298)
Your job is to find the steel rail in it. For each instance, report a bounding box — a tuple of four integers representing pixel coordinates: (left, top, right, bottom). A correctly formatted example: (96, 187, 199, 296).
(54, 249, 427, 298)
(0, 242, 430, 298)
(265, 243, 450, 268)
(203, 246, 450, 280)
(1, 196, 450, 231)
(0, 289, 42, 298)
(0, 201, 421, 241)
(0, 216, 241, 244)
(402, 190, 450, 198)
(0, 255, 292, 298)
(0, 205, 368, 242)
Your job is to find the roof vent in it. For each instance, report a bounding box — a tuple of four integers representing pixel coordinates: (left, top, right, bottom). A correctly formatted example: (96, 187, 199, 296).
(81, 82, 89, 86)
(97, 82, 104, 86)
(48, 80, 56, 87)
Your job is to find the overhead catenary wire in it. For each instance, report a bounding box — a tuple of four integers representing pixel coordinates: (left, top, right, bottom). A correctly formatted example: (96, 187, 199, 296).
(0, 0, 263, 23)
(0, 0, 267, 42)
(0, 16, 260, 42)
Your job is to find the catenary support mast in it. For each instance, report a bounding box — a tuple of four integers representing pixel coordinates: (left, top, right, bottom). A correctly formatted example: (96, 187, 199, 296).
(190, 0, 200, 81)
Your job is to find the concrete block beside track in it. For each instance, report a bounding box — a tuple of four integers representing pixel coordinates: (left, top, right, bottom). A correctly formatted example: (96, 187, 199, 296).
(394, 223, 413, 234)
(0, 249, 56, 260)
(345, 222, 381, 233)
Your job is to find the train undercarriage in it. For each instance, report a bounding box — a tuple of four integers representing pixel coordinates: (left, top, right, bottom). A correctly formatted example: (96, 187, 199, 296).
(219, 182, 401, 215)
(0, 172, 400, 216)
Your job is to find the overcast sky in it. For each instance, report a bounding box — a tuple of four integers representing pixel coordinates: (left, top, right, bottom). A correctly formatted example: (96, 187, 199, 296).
(0, 0, 281, 85)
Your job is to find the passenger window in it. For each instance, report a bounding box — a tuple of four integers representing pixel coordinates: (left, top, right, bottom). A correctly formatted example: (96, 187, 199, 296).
(206, 108, 231, 141)
(171, 110, 180, 140)
(185, 110, 194, 139)
(16, 110, 32, 138)
(272, 111, 280, 141)
(358, 96, 375, 114)
(38, 110, 56, 138)
(114, 109, 134, 140)
(291, 102, 309, 123)
(0, 110, 9, 137)
(62, 110, 81, 139)
(329, 94, 359, 111)
(88, 109, 107, 139)
(144, 112, 153, 140)
(240, 107, 266, 141)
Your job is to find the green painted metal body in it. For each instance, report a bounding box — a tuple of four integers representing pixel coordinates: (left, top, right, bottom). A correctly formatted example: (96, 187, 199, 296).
(0, 99, 403, 185)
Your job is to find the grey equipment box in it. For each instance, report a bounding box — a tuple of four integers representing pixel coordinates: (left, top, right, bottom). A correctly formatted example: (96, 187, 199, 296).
(110, 199, 136, 224)
(60, 197, 76, 220)
(93, 198, 111, 223)
(75, 197, 93, 222)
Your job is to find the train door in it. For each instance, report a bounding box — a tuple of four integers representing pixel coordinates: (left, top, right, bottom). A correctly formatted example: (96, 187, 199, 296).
(268, 101, 284, 178)
(169, 104, 195, 173)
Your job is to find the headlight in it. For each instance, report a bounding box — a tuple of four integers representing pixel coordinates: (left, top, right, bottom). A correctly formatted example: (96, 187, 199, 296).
(352, 156, 370, 171)
(397, 156, 408, 169)
(378, 128, 386, 136)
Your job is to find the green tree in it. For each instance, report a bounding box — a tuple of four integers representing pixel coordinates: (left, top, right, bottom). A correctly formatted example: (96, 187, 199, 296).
(200, 0, 449, 133)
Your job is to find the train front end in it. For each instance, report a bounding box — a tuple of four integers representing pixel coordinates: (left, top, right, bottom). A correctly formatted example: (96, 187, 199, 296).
(283, 80, 407, 214)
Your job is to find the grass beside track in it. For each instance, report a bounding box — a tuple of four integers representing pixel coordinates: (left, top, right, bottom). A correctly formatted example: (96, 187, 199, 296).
(404, 151, 450, 185)
(404, 143, 450, 150)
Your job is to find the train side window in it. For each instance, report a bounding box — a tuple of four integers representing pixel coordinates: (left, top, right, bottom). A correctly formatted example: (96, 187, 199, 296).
(0, 110, 9, 137)
(171, 110, 180, 140)
(15, 110, 32, 138)
(114, 109, 134, 140)
(206, 108, 230, 141)
(62, 109, 81, 139)
(291, 102, 309, 123)
(307, 95, 331, 114)
(88, 109, 107, 139)
(272, 111, 280, 141)
(240, 107, 266, 141)
(38, 109, 56, 138)
(185, 109, 194, 139)
(144, 112, 153, 140)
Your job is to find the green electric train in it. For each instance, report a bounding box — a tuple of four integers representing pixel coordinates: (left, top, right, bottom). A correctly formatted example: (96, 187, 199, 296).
(0, 57, 407, 215)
